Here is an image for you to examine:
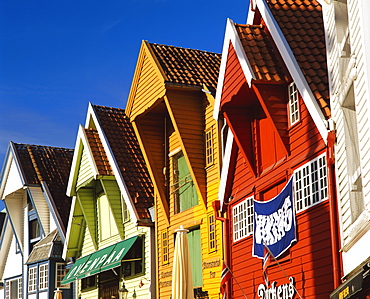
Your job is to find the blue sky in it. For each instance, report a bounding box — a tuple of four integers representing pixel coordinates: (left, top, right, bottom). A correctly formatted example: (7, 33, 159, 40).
(0, 0, 249, 210)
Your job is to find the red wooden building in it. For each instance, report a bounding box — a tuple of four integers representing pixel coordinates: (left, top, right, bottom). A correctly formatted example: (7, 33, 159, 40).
(213, 0, 341, 298)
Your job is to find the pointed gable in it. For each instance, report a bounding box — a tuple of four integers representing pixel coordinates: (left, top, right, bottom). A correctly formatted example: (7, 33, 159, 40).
(127, 42, 221, 222)
(265, 0, 330, 118)
(12, 143, 73, 234)
(149, 43, 221, 92)
(92, 105, 154, 222)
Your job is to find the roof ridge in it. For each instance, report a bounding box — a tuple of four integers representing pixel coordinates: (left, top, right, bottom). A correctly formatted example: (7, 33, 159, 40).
(235, 23, 264, 29)
(149, 42, 221, 56)
(14, 143, 73, 152)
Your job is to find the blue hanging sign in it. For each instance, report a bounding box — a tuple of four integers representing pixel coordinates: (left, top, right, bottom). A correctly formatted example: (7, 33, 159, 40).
(253, 177, 296, 259)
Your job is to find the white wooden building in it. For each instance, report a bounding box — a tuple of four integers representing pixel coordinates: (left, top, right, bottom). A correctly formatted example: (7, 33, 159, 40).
(0, 143, 74, 299)
(320, 0, 370, 297)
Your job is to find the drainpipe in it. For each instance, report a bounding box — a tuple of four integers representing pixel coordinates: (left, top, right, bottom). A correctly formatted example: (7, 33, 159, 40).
(327, 130, 342, 288)
(213, 200, 231, 298)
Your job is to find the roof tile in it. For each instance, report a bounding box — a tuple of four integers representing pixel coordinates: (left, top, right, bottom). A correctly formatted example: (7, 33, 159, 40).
(235, 24, 289, 83)
(84, 128, 113, 176)
(92, 105, 154, 222)
(148, 43, 221, 92)
(13, 143, 73, 230)
(266, 0, 330, 118)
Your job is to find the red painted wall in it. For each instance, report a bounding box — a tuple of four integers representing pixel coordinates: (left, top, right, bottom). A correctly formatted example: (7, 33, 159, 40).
(221, 46, 334, 298)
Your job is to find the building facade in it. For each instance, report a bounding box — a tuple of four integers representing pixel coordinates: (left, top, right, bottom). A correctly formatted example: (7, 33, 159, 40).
(126, 41, 223, 298)
(213, 0, 340, 298)
(0, 143, 74, 299)
(62, 104, 155, 299)
(320, 0, 370, 297)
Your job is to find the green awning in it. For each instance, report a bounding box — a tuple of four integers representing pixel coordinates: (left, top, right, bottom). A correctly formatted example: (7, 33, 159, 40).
(61, 236, 138, 285)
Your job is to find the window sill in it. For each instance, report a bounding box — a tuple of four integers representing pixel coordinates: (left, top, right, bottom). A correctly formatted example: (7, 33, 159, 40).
(342, 209, 370, 252)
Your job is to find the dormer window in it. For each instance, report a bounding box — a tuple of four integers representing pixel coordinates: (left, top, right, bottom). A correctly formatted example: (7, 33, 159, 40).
(29, 219, 41, 254)
(288, 82, 300, 126)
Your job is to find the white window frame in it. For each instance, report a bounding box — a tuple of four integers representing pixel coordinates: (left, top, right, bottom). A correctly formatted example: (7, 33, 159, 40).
(205, 128, 214, 167)
(294, 153, 328, 213)
(233, 196, 254, 242)
(28, 266, 37, 293)
(208, 213, 216, 252)
(288, 82, 300, 126)
(5, 278, 22, 299)
(39, 263, 48, 291)
(56, 263, 70, 288)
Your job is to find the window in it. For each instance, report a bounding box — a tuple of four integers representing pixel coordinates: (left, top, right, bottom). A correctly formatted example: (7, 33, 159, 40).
(162, 229, 169, 265)
(233, 197, 254, 242)
(208, 214, 216, 252)
(39, 264, 48, 290)
(29, 219, 41, 241)
(122, 237, 144, 277)
(29, 219, 41, 254)
(56, 263, 69, 288)
(172, 151, 198, 213)
(122, 197, 130, 223)
(288, 82, 299, 126)
(342, 85, 364, 223)
(81, 275, 96, 291)
(28, 266, 37, 293)
(205, 128, 214, 167)
(5, 278, 22, 299)
(294, 154, 328, 212)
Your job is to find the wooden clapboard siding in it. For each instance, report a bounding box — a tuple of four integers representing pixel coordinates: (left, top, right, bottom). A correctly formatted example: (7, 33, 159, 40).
(126, 42, 166, 119)
(81, 224, 96, 257)
(4, 189, 25, 250)
(219, 27, 335, 297)
(221, 42, 246, 107)
(77, 188, 97, 250)
(229, 200, 333, 299)
(28, 186, 50, 235)
(101, 180, 124, 239)
(127, 41, 222, 298)
(64, 198, 85, 259)
(132, 115, 169, 222)
(165, 90, 207, 206)
(79, 285, 98, 299)
(76, 147, 94, 188)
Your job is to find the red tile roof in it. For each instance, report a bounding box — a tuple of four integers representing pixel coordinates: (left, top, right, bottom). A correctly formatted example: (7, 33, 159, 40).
(12, 143, 73, 231)
(84, 128, 113, 176)
(92, 105, 154, 223)
(235, 24, 289, 82)
(149, 43, 221, 92)
(266, 0, 330, 118)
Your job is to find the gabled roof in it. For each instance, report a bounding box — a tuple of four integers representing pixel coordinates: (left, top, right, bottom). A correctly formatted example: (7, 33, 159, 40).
(215, 0, 330, 142)
(235, 24, 288, 82)
(92, 105, 154, 221)
(266, 0, 330, 117)
(148, 43, 221, 92)
(84, 128, 113, 176)
(12, 143, 73, 230)
(26, 229, 63, 264)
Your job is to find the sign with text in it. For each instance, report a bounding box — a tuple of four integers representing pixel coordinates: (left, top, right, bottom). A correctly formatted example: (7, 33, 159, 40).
(253, 177, 296, 259)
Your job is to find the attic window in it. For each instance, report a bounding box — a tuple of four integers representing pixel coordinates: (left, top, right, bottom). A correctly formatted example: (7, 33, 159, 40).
(288, 82, 300, 126)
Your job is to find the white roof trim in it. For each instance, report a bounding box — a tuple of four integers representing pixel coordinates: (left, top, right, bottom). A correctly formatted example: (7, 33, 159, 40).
(213, 19, 256, 120)
(256, 0, 329, 143)
(87, 103, 139, 223)
(218, 127, 235, 210)
(62, 196, 77, 260)
(66, 125, 100, 196)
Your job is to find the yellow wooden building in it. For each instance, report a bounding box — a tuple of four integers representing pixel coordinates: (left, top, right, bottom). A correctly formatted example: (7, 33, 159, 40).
(126, 41, 222, 298)
(62, 104, 156, 299)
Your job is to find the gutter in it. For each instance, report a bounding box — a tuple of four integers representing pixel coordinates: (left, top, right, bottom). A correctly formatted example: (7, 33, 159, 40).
(327, 130, 342, 288)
